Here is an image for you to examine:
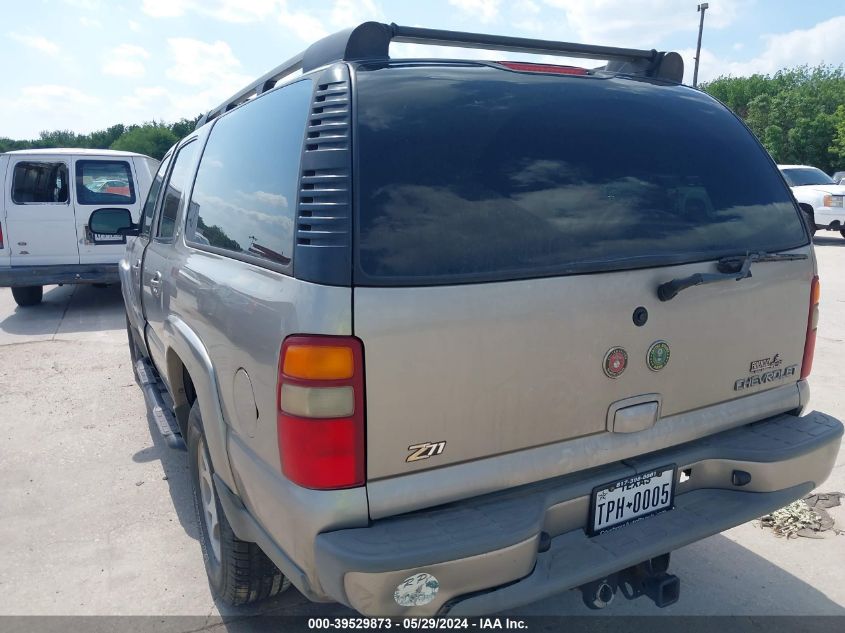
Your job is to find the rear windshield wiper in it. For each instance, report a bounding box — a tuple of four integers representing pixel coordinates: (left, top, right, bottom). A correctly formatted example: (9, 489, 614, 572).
(657, 251, 808, 302)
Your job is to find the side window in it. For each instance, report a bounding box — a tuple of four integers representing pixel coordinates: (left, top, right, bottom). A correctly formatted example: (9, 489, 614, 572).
(157, 142, 198, 240)
(11, 161, 69, 204)
(76, 160, 136, 205)
(140, 154, 173, 238)
(185, 80, 311, 269)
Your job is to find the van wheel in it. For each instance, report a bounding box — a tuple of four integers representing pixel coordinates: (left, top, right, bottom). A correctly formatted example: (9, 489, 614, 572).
(187, 401, 289, 605)
(840, 229, 845, 239)
(11, 285, 43, 307)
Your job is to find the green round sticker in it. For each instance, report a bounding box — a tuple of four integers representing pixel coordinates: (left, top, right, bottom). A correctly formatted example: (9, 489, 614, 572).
(647, 340, 670, 371)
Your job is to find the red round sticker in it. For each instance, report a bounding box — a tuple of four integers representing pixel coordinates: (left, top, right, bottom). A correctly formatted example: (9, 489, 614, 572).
(603, 347, 628, 378)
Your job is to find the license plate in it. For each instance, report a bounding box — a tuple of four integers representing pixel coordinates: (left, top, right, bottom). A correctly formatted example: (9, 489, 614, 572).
(93, 233, 123, 242)
(589, 465, 676, 536)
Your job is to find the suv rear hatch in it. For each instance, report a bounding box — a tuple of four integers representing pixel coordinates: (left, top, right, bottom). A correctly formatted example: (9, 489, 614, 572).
(351, 63, 812, 486)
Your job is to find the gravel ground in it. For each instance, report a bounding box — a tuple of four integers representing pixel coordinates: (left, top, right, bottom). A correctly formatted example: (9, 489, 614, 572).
(0, 236, 843, 622)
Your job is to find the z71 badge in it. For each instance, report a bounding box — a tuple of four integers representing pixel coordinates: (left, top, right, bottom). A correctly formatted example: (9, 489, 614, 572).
(406, 441, 446, 462)
(734, 364, 797, 391)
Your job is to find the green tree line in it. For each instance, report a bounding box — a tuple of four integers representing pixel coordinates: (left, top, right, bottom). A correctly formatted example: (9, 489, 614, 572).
(702, 64, 845, 174)
(0, 118, 199, 160)
(2, 64, 844, 171)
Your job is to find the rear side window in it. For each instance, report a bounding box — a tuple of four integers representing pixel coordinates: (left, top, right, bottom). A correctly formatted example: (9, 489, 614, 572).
(185, 79, 311, 270)
(354, 65, 808, 285)
(157, 141, 198, 240)
(76, 160, 136, 205)
(11, 161, 69, 204)
(140, 153, 173, 237)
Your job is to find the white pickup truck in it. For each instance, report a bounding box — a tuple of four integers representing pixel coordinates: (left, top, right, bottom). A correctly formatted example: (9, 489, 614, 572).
(779, 164, 845, 238)
(0, 148, 157, 306)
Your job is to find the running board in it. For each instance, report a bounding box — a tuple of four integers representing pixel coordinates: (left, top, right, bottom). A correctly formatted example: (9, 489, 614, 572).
(135, 358, 186, 451)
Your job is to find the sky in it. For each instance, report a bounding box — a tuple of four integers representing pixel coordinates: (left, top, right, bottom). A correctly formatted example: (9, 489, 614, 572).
(1, 0, 844, 139)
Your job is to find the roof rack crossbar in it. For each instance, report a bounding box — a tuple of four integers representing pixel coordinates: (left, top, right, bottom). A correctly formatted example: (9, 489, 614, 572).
(197, 22, 684, 129)
(388, 24, 658, 64)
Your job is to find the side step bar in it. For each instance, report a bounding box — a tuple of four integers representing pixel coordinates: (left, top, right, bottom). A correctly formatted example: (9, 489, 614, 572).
(135, 357, 186, 451)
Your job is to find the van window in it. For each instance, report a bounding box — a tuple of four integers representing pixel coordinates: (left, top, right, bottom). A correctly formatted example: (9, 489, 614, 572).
(76, 160, 136, 205)
(11, 161, 69, 204)
(140, 153, 173, 237)
(157, 142, 198, 240)
(185, 80, 311, 269)
(354, 65, 808, 286)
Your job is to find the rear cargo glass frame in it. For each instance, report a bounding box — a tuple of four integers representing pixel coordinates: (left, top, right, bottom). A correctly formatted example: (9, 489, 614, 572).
(350, 62, 810, 287)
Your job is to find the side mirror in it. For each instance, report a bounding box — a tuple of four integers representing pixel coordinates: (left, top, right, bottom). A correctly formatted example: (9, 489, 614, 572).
(89, 207, 139, 237)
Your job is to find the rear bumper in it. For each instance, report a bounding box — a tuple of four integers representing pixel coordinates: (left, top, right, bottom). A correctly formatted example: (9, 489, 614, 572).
(314, 411, 842, 616)
(0, 264, 120, 287)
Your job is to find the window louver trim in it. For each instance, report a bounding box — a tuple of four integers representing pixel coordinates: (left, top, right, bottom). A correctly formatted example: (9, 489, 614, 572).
(293, 64, 353, 286)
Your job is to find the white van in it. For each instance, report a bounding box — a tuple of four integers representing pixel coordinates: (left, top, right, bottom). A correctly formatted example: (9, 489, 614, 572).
(0, 148, 158, 306)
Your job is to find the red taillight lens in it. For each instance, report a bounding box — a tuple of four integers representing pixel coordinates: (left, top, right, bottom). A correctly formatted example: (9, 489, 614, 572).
(498, 61, 588, 75)
(278, 336, 364, 489)
(800, 276, 820, 380)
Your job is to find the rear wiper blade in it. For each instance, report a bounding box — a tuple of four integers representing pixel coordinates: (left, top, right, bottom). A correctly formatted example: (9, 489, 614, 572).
(657, 251, 808, 302)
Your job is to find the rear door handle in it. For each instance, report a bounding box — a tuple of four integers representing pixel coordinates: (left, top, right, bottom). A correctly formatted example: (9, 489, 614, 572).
(132, 259, 141, 270)
(149, 271, 162, 295)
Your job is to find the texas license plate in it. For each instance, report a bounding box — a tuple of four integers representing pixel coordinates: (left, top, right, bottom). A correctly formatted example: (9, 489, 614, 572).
(589, 465, 676, 536)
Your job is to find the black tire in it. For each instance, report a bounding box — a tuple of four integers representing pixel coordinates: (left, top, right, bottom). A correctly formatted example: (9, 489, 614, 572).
(11, 285, 43, 307)
(807, 213, 817, 236)
(840, 229, 845, 239)
(187, 400, 289, 605)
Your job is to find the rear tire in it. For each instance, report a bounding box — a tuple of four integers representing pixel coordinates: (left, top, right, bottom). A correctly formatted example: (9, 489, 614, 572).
(187, 400, 289, 605)
(840, 229, 845, 239)
(11, 285, 43, 307)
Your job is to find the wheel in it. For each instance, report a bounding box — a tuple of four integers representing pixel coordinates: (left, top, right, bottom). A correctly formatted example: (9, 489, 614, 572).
(187, 400, 289, 605)
(840, 229, 845, 239)
(806, 212, 817, 236)
(11, 285, 43, 307)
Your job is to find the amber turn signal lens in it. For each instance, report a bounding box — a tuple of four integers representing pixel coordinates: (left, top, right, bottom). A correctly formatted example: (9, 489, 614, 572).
(282, 344, 355, 380)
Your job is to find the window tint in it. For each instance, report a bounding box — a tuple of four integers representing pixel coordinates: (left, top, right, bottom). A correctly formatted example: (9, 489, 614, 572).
(141, 154, 172, 237)
(185, 80, 311, 268)
(781, 168, 835, 187)
(11, 161, 69, 204)
(355, 65, 807, 285)
(76, 160, 136, 205)
(157, 142, 198, 239)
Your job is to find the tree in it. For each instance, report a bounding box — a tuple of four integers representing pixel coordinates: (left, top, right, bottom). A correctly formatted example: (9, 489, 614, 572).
(702, 64, 845, 173)
(170, 117, 201, 141)
(110, 124, 178, 160)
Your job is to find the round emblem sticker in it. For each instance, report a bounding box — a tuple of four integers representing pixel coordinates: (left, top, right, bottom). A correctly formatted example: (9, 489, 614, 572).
(603, 347, 628, 379)
(394, 573, 440, 607)
(647, 340, 671, 371)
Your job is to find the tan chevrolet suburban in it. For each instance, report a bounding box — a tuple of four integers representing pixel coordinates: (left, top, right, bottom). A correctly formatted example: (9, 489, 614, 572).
(89, 22, 842, 616)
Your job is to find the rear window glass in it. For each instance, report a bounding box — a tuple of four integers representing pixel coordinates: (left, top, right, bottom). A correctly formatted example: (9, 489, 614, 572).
(76, 160, 136, 205)
(11, 161, 69, 204)
(354, 65, 807, 285)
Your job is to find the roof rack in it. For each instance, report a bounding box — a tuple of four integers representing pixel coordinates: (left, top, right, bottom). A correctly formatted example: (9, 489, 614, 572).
(196, 21, 684, 129)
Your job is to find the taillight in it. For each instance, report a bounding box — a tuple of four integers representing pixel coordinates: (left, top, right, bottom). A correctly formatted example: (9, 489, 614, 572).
(277, 335, 364, 489)
(497, 61, 588, 75)
(800, 276, 820, 380)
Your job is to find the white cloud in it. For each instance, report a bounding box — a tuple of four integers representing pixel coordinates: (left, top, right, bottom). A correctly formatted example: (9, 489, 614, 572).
(79, 16, 102, 28)
(128, 20, 142, 32)
(103, 44, 151, 79)
(205, 0, 283, 23)
(542, 0, 743, 46)
(448, 0, 502, 24)
(681, 16, 845, 84)
(141, 0, 190, 18)
(166, 38, 249, 87)
(278, 6, 328, 41)
(330, 0, 383, 28)
(9, 33, 60, 55)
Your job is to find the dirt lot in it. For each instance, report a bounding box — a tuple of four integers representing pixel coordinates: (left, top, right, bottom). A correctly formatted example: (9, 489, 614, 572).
(0, 237, 843, 621)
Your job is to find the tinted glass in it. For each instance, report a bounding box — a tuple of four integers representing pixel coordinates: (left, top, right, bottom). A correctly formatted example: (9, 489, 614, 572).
(781, 168, 835, 187)
(355, 65, 807, 285)
(76, 160, 136, 205)
(141, 153, 172, 237)
(185, 80, 311, 268)
(158, 141, 198, 239)
(11, 161, 69, 204)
